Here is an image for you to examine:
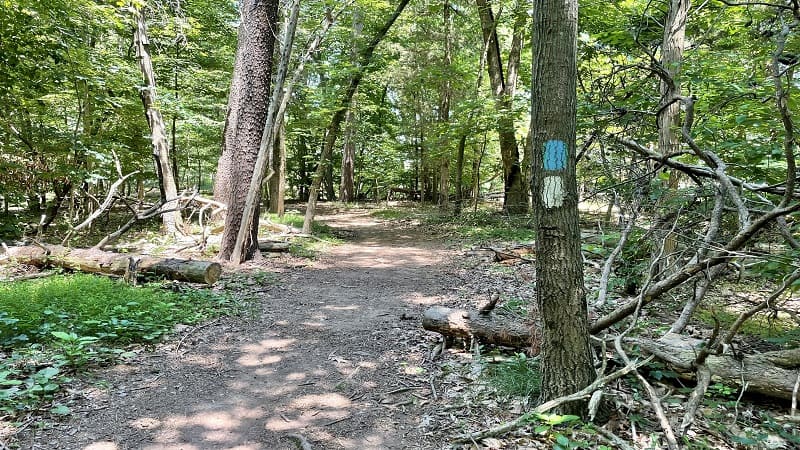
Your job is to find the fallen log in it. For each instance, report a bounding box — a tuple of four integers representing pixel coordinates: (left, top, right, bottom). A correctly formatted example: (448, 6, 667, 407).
(1, 244, 221, 285)
(422, 306, 532, 349)
(421, 307, 800, 402)
(634, 333, 800, 402)
(258, 241, 291, 252)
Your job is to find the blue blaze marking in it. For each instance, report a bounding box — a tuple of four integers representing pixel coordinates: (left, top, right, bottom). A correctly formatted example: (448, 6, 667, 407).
(543, 140, 568, 171)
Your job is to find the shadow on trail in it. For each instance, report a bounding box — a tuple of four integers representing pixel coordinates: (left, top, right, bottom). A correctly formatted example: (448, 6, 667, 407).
(26, 211, 453, 450)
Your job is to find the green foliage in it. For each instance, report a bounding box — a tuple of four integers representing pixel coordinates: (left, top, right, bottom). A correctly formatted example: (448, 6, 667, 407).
(424, 209, 535, 245)
(0, 273, 236, 417)
(485, 353, 540, 399)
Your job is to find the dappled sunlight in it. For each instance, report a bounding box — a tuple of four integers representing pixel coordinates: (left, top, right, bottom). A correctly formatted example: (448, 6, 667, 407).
(84, 442, 119, 450)
(13, 210, 451, 449)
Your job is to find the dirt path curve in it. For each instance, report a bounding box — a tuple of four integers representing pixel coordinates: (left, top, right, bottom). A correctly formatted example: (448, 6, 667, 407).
(18, 209, 458, 450)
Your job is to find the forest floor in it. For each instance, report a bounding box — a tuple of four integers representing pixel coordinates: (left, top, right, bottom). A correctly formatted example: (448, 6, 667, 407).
(9, 206, 531, 450)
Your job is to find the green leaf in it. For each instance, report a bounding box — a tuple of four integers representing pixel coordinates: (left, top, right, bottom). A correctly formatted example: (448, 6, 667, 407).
(51, 331, 76, 341)
(556, 434, 570, 446)
(50, 404, 71, 415)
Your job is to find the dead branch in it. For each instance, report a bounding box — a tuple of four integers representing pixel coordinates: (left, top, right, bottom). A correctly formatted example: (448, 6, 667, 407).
(61, 170, 139, 246)
(680, 365, 711, 436)
(595, 209, 638, 307)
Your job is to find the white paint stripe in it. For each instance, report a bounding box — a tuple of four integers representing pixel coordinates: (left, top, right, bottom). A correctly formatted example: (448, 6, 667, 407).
(543, 176, 565, 209)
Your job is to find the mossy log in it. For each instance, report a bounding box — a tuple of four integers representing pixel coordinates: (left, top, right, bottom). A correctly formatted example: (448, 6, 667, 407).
(422, 306, 533, 349)
(2, 244, 221, 285)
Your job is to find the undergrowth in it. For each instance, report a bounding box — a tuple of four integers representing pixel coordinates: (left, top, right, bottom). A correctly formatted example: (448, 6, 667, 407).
(424, 209, 535, 245)
(266, 212, 342, 259)
(0, 273, 238, 418)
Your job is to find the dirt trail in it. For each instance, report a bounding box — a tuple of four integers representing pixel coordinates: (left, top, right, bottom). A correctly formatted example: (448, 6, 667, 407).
(16, 209, 457, 450)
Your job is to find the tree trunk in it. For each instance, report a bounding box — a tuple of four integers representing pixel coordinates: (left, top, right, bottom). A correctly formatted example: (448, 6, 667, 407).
(269, 118, 287, 216)
(635, 334, 800, 402)
(340, 106, 357, 203)
(454, 133, 467, 214)
(134, 7, 183, 235)
(214, 0, 280, 261)
(475, 0, 527, 214)
(303, 0, 411, 233)
(228, 0, 299, 263)
(530, 0, 594, 416)
(657, 0, 690, 274)
(3, 245, 221, 285)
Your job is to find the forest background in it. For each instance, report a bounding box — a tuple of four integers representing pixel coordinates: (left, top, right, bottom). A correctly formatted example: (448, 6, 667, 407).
(2, 0, 800, 447)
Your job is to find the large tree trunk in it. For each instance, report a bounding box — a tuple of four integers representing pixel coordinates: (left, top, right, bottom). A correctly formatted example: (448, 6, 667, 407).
(475, 0, 527, 214)
(228, 0, 299, 263)
(3, 245, 221, 285)
(134, 8, 183, 235)
(214, 0, 279, 261)
(530, 0, 594, 416)
(303, 0, 411, 233)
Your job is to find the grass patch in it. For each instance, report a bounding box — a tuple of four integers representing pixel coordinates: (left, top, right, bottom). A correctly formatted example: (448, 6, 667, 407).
(694, 307, 799, 345)
(484, 353, 541, 399)
(424, 210, 535, 245)
(0, 273, 238, 418)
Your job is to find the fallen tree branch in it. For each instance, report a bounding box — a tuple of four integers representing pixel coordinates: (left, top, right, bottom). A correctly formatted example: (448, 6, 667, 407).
(2, 244, 221, 285)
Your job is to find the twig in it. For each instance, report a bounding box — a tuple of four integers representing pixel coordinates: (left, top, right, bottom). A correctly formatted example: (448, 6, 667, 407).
(595, 208, 638, 307)
(175, 317, 222, 353)
(451, 356, 653, 443)
(593, 425, 636, 450)
(323, 416, 350, 427)
(285, 433, 313, 450)
(614, 337, 680, 450)
(680, 365, 711, 436)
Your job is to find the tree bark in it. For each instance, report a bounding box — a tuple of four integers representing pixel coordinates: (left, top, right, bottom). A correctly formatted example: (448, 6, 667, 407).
(422, 306, 533, 349)
(3, 245, 221, 285)
(214, 0, 279, 261)
(303, 0, 411, 233)
(657, 0, 690, 273)
(229, 0, 299, 263)
(475, 0, 527, 214)
(134, 7, 183, 235)
(635, 334, 800, 402)
(530, 0, 594, 416)
(269, 119, 287, 216)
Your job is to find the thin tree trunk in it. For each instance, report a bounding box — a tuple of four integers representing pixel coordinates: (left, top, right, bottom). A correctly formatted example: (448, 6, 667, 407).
(531, 0, 594, 416)
(134, 7, 183, 234)
(454, 133, 467, 214)
(303, 0, 411, 233)
(340, 106, 357, 202)
(658, 0, 690, 273)
(269, 118, 287, 216)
